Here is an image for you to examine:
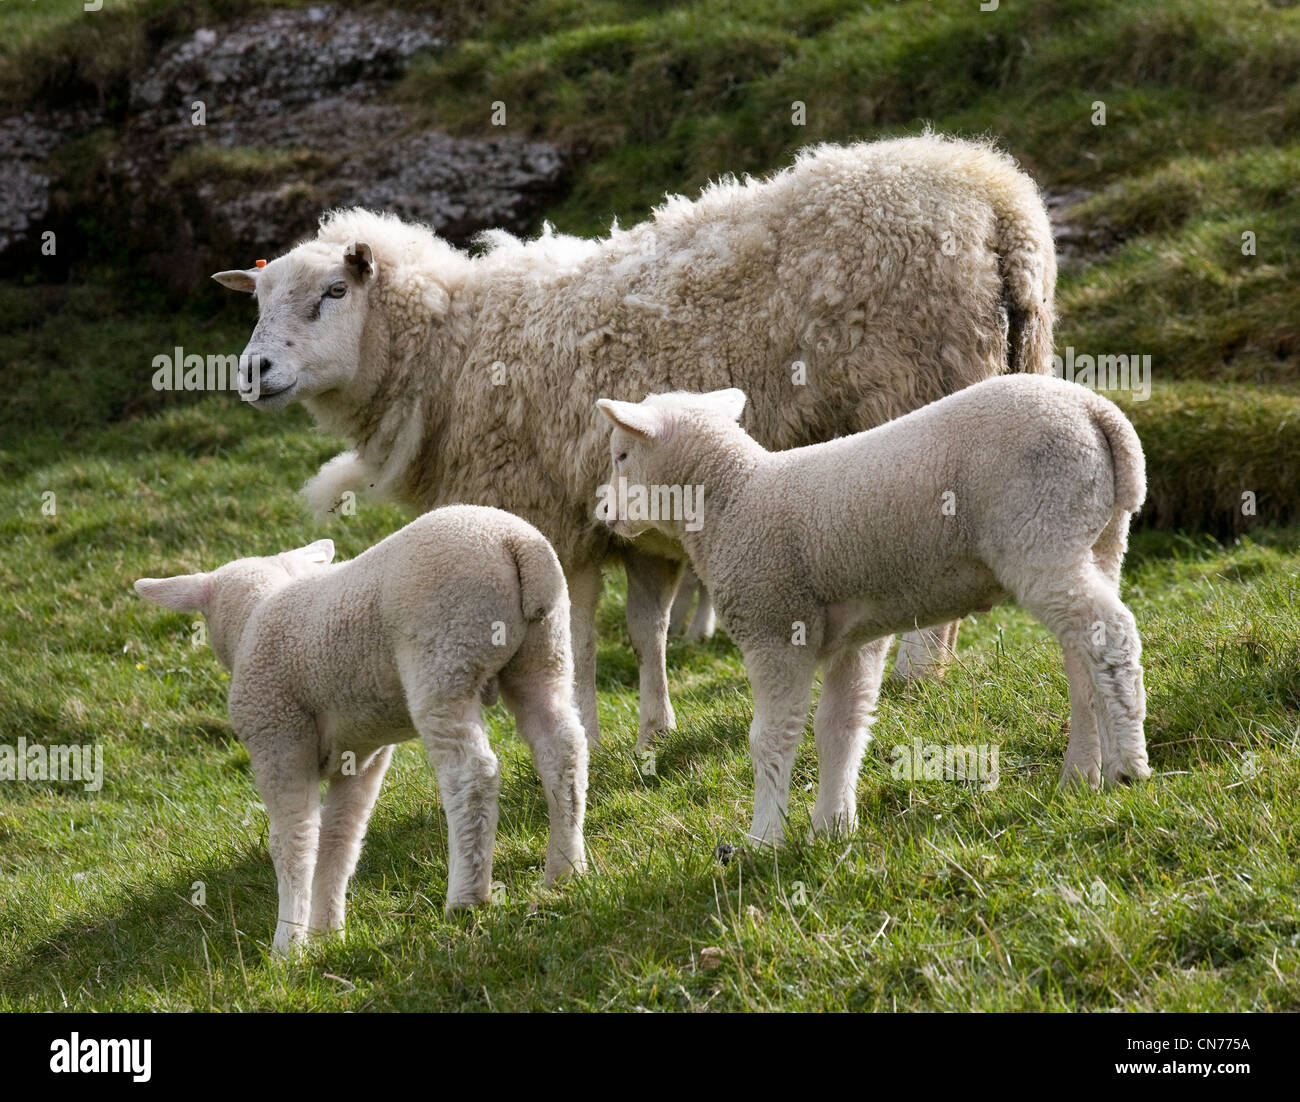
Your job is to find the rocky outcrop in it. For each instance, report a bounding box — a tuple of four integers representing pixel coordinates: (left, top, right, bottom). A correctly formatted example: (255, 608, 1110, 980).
(0, 6, 570, 285)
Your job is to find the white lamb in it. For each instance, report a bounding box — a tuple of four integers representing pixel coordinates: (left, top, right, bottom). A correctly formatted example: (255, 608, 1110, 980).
(596, 376, 1152, 845)
(134, 505, 587, 954)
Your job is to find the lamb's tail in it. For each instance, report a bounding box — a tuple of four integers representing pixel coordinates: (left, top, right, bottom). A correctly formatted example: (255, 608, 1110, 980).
(508, 533, 567, 624)
(1092, 397, 1147, 514)
(988, 159, 1057, 374)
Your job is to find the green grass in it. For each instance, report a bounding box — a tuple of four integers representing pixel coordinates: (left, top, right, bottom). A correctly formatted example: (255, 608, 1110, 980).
(0, 394, 1298, 1011)
(2, 0, 1299, 1010)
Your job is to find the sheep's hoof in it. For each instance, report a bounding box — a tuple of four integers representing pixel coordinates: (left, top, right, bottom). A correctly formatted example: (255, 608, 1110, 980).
(1059, 760, 1102, 790)
(635, 726, 671, 752)
(1101, 757, 1152, 788)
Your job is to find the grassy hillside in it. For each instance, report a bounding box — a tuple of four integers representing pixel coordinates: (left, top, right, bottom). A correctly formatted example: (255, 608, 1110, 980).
(1, 403, 1297, 1010)
(1, 0, 1298, 1011)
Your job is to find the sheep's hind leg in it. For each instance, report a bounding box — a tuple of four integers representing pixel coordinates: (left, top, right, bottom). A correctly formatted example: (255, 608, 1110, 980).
(668, 568, 697, 635)
(625, 549, 683, 750)
(249, 725, 322, 957)
(684, 580, 717, 642)
(1059, 647, 1102, 789)
(811, 637, 890, 836)
(500, 669, 588, 885)
(892, 620, 961, 681)
(412, 694, 501, 912)
(309, 745, 394, 937)
(1021, 568, 1149, 788)
(743, 647, 817, 847)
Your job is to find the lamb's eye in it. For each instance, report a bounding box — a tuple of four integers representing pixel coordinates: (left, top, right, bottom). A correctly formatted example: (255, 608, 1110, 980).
(616, 452, 628, 463)
(326, 281, 347, 299)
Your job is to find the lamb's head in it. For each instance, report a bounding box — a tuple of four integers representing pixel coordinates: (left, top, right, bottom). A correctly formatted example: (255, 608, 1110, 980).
(595, 388, 748, 540)
(213, 241, 378, 410)
(134, 540, 335, 668)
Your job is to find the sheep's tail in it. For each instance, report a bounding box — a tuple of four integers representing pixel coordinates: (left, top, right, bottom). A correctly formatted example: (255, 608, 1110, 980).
(508, 533, 566, 623)
(1091, 397, 1147, 514)
(989, 166, 1057, 374)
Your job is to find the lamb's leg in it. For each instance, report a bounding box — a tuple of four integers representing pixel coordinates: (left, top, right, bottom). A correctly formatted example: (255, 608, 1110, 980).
(249, 733, 322, 956)
(566, 562, 603, 747)
(667, 569, 696, 635)
(413, 696, 501, 912)
(684, 580, 717, 642)
(500, 669, 588, 885)
(811, 637, 890, 835)
(1059, 647, 1103, 789)
(309, 745, 394, 937)
(743, 648, 817, 847)
(624, 548, 683, 750)
(892, 619, 962, 681)
(1021, 567, 1149, 787)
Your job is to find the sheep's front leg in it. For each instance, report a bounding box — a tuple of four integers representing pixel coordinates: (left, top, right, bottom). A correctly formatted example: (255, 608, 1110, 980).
(892, 620, 961, 681)
(249, 733, 322, 957)
(743, 647, 817, 847)
(567, 563, 603, 747)
(415, 698, 502, 912)
(310, 745, 394, 937)
(501, 673, 589, 884)
(812, 637, 890, 836)
(624, 549, 683, 750)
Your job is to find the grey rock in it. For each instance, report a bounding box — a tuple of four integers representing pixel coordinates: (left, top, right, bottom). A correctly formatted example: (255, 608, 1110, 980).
(0, 6, 570, 279)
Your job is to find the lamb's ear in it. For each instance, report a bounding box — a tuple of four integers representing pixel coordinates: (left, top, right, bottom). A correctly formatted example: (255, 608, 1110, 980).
(289, 539, 335, 565)
(211, 269, 258, 294)
(134, 574, 212, 612)
(596, 398, 662, 440)
(344, 242, 376, 282)
(705, 387, 747, 421)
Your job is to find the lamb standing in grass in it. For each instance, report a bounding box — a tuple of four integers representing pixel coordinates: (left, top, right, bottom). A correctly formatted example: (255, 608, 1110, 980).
(210, 134, 1057, 748)
(134, 505, 587, 954)
(597, 376, 1151, 845)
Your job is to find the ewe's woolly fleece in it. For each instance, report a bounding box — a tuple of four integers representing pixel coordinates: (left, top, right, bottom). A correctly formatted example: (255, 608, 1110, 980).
(302, 134, 1055, 569)
(617, 374, 1145, 652)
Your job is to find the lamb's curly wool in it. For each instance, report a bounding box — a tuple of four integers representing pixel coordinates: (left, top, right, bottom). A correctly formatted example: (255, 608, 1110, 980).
(135, 506, 587, 954)
(597, 375, 1151, 845)
(216, 134, 1056, 746)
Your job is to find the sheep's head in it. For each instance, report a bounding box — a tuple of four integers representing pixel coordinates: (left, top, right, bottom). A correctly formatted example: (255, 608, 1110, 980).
(213, 241, 378, 410)
(134, 540, 336, 668)
(594, 388, 747, 540)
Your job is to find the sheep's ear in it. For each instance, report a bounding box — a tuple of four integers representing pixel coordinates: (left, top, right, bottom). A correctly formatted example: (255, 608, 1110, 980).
(134, 574, 211, 612)
(344, 242, 376, 282)
(704, 387, 747, 421)
(211, 269, 258, 294)
(596, 398, 661, 440)
(289, 539, 335, 565)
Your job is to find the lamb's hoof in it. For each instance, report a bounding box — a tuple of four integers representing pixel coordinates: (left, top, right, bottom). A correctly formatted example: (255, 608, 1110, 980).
(544, 855, 587, 886)
(1059, 759, 1102, 790)
(444, 898, 487, 921)
(1101, 756, 1152, 788)
(271, 925, 308, 958)
(809, 809, 857, 839)
(635, 726, 671, 753)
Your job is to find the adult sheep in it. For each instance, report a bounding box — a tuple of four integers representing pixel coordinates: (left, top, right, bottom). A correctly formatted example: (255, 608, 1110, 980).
(212, 133, 1056, 748)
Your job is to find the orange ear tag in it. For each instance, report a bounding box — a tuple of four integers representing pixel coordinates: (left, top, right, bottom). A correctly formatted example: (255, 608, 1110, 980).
(255, 259, 267, 268)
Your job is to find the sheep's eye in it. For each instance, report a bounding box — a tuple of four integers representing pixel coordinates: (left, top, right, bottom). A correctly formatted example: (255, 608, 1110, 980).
(616, 452, 628, 463)
(326, 281, 347, 299)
